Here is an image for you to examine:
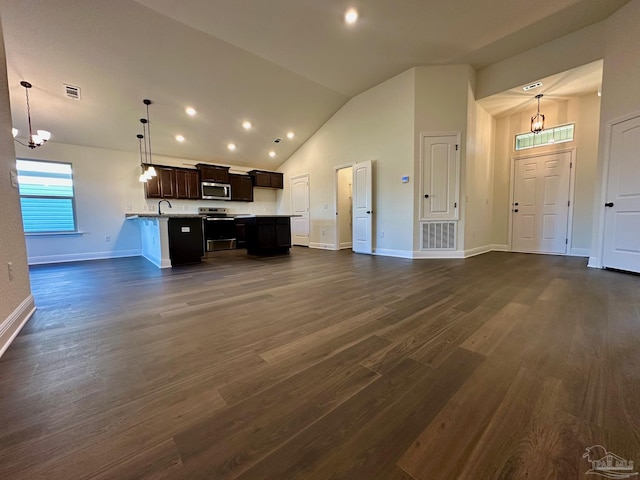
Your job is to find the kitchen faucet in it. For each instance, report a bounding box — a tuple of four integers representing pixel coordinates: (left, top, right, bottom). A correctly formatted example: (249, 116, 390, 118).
(158, 199, 172, 215)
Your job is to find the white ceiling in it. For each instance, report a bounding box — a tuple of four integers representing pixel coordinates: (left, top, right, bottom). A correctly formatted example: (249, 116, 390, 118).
(0, 0, 628, 169)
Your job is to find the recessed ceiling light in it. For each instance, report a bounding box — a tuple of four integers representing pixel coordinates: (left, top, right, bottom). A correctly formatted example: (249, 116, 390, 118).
(269, 151, 276, 158)
(185, 107, 196, 116)
(242, 121, 252, 130)
(345, 8, 358, 24)
(227, 143, 236, 151)
(175, 134, 185, 142)
(286, 131, 295, 139)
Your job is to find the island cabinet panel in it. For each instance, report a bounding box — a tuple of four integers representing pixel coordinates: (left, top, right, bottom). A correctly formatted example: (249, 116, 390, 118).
(238, 216, 291, 254)
(197, 164, 230, 183)
(145, 166, 176, 199)
(229, 174, 254, 202)
(175, 169, 201, 200)
(248, 170, 284, 189)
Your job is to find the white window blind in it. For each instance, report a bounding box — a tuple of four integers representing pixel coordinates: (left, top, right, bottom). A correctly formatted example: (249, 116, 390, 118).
(17, 159, 77, 233)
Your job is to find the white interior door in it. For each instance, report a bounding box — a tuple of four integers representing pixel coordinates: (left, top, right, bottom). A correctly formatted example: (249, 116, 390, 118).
(290, 174, 309, 247)
(603, 115, 640, 273)
(512, 151, 572, 254)
(421, 135, 459, 220)
(352, 160, 372, 254)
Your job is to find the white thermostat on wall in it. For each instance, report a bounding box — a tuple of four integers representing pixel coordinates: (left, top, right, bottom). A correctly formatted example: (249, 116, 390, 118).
(401, 176, 410, 183)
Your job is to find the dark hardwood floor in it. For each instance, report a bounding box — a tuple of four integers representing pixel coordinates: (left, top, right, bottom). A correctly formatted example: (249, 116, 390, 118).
(1, 248, 639, 479)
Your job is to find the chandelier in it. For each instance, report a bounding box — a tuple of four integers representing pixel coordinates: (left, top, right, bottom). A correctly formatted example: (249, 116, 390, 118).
(530, 94, 545, 134)
(138, 99, 157, 182)
(12, 81, 51, 149)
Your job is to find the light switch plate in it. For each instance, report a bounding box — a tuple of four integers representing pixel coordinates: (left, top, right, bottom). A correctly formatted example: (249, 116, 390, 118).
(10, 170, 18, 188)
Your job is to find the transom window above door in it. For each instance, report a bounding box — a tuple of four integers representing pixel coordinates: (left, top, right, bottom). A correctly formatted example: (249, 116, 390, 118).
(515, 123, 575, 151)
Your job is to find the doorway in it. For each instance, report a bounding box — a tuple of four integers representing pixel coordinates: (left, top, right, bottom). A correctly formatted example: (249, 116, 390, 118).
(510, 150, 575, 254)
(335, 166, 353, 249)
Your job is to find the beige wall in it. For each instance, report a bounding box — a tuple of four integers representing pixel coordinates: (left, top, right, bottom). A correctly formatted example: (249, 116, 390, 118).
(277, 68, 415, 254)
(0, 17, 32, 349)
(492, 94, 601, 251)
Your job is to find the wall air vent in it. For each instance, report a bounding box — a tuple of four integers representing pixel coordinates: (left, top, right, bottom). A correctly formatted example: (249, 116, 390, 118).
(522, 82, 543, 92)
(64, 84, 81, 100)
(422, 221, 456, 250)
(273, 137, 282, 143)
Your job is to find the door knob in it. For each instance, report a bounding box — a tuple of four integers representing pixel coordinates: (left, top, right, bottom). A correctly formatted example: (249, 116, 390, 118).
(366, 211, 371, 214)
(513, 209, 519, 213)
(605, 202, 614, 207)
(514, 202, 519, 206)
(424, 194, 429, 198)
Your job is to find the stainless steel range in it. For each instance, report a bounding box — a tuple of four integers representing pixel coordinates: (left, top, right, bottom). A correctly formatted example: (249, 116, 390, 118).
(198, 207, 236, 252)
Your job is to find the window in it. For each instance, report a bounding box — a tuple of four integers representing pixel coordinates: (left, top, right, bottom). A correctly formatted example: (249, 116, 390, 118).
(515, 123, 575, 151)
(17, 159, 77, 233)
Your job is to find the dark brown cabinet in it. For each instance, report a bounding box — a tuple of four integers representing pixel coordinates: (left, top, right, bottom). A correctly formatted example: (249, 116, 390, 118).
(175, 168, 201, 200)
(144, 166, 176, 199)
(197, 164, 230, 183)
(229, 174, 253, 202)
(248, 170, 284, 189)
(236, 216, 291, 254)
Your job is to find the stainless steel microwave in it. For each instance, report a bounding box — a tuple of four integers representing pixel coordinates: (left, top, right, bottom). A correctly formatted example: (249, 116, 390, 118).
(201, 182, 231, 200)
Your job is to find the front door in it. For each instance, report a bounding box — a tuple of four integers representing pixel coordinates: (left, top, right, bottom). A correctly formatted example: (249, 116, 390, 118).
(352, 160, 373, 254)
(512, 151, 572, 254)
(290, 174, 310, 247)
(602, 115, 640, 273)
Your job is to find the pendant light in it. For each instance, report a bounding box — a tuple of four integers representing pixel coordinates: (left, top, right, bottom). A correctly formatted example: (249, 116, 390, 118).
(530, 94, 545, 134)
(137, 99, 157, 182)
(12, 81, 51, 149)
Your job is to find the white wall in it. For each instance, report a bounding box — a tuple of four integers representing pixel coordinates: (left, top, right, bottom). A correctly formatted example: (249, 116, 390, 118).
(0, 16, 33, 355)
(13, 141, 277, 264)
(465, 88, 495, 252)
(277, 68, 415, 255)
(491, 94, 601, 253)
(590, 0, 640, 267)
(413, 65, 475, 252)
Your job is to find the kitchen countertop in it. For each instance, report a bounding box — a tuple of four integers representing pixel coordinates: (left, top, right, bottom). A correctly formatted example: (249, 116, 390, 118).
(125, 213, 205, 219)
(234, 214, 301, 218)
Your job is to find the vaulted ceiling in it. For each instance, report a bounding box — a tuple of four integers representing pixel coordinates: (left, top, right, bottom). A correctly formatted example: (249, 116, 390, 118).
(1, 0, 629, 168)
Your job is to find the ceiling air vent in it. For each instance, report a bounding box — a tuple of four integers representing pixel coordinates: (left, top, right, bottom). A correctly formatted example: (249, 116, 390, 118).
(64, 84, 81, 100)
(522, 82, 542, 92)
(273, 137, 282, 143)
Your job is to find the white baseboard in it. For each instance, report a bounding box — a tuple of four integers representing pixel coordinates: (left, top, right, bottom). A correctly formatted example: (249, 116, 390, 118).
(588, 256, 602, 268)
(569, 248, 591, 257)
(373, 248, 413, 259)
(490, 244, 510, 252)
(142, 253, 172, 268)
(310, 242, 338, 250)
(28, 249, 142, 265)
(339, 242, 353, 250)
(413, 250, 465, 259)
(0, 295, 36, 359)
(464, 245, 492, 258)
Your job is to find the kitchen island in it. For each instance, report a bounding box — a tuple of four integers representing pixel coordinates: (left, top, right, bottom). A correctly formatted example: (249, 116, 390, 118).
(126, 213, 204, 268)
(234, 215, 294, 255)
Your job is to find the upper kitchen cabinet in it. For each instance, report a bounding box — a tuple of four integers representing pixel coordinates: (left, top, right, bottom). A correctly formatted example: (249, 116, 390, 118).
(145, 165, 176, 199)
(197, 164, 230, 183)
(248, 170, 283, 189)
(229, 174, 254, 202)
(175, 168, 201, 200)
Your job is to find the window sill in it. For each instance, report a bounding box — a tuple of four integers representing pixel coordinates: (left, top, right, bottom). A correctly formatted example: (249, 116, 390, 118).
(25, 231, 85, 237)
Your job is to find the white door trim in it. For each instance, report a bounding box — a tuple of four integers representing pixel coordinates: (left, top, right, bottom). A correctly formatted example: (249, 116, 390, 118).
(590, 110, 640, 269)
(419, 132, 461, 222)
(508, 148, 577, 254)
